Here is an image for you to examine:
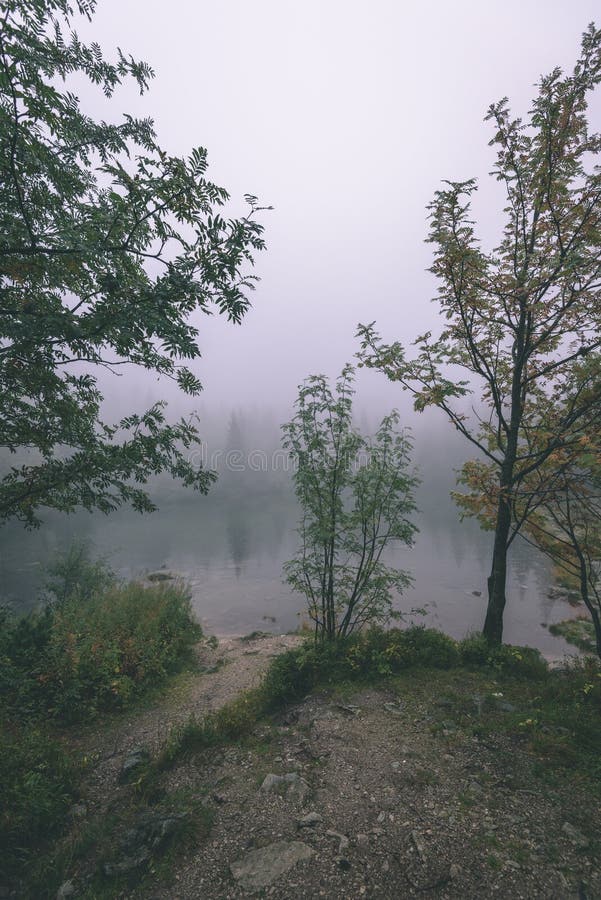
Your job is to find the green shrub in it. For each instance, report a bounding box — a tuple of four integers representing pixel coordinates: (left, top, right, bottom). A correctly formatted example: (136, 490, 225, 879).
(1, 559, 203, 723)
(45, 540, 114, 604)
(400, 626, 460, 668)
(0, 725, 78, 880)
(459, 633, 548, 678)
(260, 640, 346, 708)
(46, 580, 202, 719)
(549, 618, 597, 654)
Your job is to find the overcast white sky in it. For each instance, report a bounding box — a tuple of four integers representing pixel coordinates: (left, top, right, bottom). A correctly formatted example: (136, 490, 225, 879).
(77, 1, 601, 423)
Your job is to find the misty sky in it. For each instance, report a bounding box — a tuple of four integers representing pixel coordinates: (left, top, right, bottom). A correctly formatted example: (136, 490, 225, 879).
(76, 1, 601, 426)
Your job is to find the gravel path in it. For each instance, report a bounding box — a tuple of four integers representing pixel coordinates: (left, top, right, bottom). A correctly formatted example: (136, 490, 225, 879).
(64, 636, 600, 899)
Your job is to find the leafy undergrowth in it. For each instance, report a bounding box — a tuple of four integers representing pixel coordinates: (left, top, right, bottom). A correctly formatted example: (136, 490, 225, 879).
(384, 662, 601, 788)
(7, 624, 601, 897)
(549, 616, 598, 654)
(22, 788, 214, 900)
(153, 627, 601, 789)
(0, 546, 205, 888)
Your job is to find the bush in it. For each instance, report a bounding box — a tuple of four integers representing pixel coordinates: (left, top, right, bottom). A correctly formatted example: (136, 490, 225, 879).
(0, 725, 78, 880)
(260, 627, 460, 704)
(459, 633, 548, 679)
(399, 626, 460, 668)
(0, 553, 203, 723)
(549, 618, 597, 654)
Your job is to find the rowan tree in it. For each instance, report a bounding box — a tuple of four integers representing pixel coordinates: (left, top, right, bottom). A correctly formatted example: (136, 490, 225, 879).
(282, 366, 418, 641)
(358, 24, 601, 644)
(0, 0, 267, 526)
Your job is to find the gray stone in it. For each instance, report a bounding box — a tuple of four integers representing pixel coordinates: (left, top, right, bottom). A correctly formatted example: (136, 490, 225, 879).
(561, 821, 590, 849)
(70, 802, 88, 819)
(260, 772, 309, 799)
(356, 833, 369, 847)
(147, 571, 174, 582)
(56, 881, 75, 899)
(103, 852, 149, 878)
(466, 780, 483, 795)
(120, 812, 187, 855)
(471, 694, 483, 715)
(383, 702, 404, 716)
(495, 699, 517, 713)
(326, 830, 349, 853)
(297, 812, 323, 828)
(118, 747, 150, 784)
(230, 840, 314, 891)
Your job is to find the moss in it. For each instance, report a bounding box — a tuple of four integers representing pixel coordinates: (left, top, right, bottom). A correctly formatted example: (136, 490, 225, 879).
(549, 617, 597, 654)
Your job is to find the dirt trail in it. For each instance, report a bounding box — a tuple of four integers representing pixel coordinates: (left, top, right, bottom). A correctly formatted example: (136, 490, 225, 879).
(65, 636, 601, 899)
(77, 634, 300, 807)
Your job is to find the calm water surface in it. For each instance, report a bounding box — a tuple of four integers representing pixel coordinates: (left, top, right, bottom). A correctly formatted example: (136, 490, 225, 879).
(0, 478, 579, 659)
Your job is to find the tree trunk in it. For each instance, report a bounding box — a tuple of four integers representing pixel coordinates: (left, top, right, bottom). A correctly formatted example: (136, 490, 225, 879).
(483, 300, 526, 645)
(483, 492, 513, 645)
(574, 544, 601, 662)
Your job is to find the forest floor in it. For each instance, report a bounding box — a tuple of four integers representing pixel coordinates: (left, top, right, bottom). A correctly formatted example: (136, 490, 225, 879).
(36, 635, 601, 900)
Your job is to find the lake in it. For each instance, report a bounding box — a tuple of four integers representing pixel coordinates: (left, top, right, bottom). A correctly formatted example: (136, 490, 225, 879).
(0, 474, 580, 660)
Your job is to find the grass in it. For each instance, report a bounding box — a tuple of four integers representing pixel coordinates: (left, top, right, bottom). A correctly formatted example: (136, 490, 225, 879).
(549, 617, 597, 654)
(0, 578, 202, 724)
(0, 725, 81, 882)
(22, 787, 214, 900)
(152, 627, 601, 801)
(5, 601, 601, 895)
(150, 625, 599, 785)
(0, 544, 208, 892)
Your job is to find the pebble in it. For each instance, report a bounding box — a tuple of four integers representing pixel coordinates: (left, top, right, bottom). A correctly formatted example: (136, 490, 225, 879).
(298, 812, 323, 828)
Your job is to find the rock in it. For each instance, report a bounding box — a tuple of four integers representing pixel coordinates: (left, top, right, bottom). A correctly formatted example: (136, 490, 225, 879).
(471, 694, 483, 716)
(230, 840, 314, 891)
(466, 780, 483, 796)
(212, 792, 227, 804)
(472, 590, 482, 596)
(70, 802, 88, 819)
(326, 830, 349, 854)
(334, 703, 361, 716)
(356, 833, 369, 847)
(103, 810, 188, 878)
(147, 571, 174, 582)
(260, 772, 309, 799)
(298, 812, 323, 828)
(103, 852, 149, 878)
(562, 821, 590, 848)
(120, 811, 187, 856)
(411, 830, 426, 862)
(56, 881, 75, 899)
(383, 702, 404, 716)
(118, 747, 150, 784)
(449, 863, 460, 879)
(495, 699, 517, 713)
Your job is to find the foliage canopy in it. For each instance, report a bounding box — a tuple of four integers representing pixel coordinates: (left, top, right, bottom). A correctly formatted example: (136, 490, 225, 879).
(359, 24, 601, 643)
(0, 0, 267, 525)
(283, 366, 418, 640)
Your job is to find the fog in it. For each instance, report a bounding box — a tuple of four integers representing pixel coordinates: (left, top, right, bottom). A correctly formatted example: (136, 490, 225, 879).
(3, 1, 600, 654)
(68, 0, 601, 420)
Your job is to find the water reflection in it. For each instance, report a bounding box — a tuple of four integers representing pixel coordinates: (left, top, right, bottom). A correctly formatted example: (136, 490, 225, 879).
(0, 476, 579, 658)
